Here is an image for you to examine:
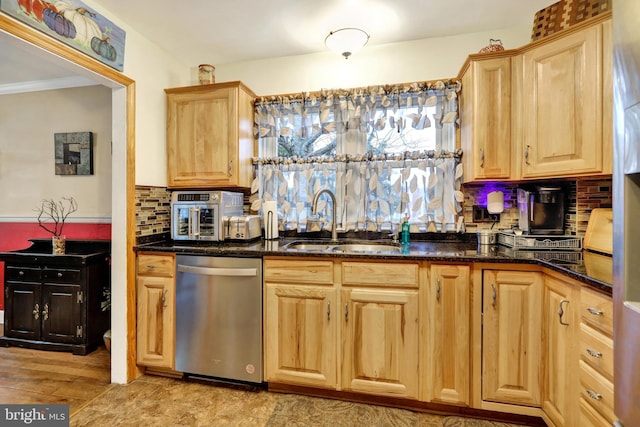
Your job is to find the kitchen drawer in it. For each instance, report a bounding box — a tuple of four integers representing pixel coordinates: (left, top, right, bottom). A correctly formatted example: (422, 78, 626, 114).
(341, 261, 419, 288)
(5, 265, 41, 282)
(138, 253, 175, 277)
(580, 287, 613, 336)
(264, 259, 333, 285)
(42, 268, 81, 284)
(580, 323, 614, 382)
(579, 360, 615, 423)
(580, 397, 612, 427)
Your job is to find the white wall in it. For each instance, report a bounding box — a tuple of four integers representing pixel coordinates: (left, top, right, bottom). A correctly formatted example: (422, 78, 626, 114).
(214, 26, 532, 96)
(82, 0, 192, 188)
(0, 85, 112, 219)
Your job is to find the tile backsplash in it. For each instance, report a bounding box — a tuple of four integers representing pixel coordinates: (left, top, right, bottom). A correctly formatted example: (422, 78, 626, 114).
(462, 177, 612, 236)
(135, 185, 171, 239)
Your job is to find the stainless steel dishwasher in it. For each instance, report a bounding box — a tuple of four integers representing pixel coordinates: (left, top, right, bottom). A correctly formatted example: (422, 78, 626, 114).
(175, 255, 263, 384)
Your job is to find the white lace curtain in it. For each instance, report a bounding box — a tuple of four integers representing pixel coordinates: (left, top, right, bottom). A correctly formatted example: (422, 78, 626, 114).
(250, 80, 464, 233)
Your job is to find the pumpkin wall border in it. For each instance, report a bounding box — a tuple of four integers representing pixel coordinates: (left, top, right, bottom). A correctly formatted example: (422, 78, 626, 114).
(0, 0, 125, 71)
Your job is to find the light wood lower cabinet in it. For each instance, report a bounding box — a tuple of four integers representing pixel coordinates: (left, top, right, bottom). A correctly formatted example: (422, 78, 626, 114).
(424, 264, 470, 405)
(136, 252, 176, 369)
(542, 275, 580, 426)
(264, 258, 423, 399)
(263, 259, 337, 388)
(264, 283, 337, 388)
(481, 269, 542, 407)
(341, 286, 419, 398)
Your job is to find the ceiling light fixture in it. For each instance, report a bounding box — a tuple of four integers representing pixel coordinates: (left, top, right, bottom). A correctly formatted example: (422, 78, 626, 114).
(324, 28, 370, 59)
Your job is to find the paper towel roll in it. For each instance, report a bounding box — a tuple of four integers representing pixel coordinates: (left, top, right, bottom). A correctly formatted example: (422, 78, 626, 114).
(263, 201, 278, 240)
(487, 191, 504, 214)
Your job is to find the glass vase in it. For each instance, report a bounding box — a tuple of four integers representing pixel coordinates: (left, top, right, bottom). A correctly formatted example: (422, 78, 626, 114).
(52, 235, 66, 255)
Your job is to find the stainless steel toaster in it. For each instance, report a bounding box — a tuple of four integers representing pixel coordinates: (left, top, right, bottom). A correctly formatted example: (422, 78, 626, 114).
(223, 215, 262, 241)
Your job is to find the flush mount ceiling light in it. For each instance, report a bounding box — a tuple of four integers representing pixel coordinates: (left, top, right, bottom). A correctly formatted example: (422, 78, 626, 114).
(324, 28, 370, 59)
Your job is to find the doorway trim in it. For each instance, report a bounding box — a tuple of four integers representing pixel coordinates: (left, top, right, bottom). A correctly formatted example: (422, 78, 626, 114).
(0, 13, 138, 382)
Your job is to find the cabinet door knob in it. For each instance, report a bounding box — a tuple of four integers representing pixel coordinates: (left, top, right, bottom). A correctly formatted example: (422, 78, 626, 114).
(524, 145, 531, 165)
(436, 277, 441, 302)
(161, 290, 168, 308)
(57, 272, 63, 278)
(42, 303, 49, 321)
(479, 148, 485, 168)
(228, 160, 233, 176)
(33, 303, 40, 320)
(344, 303, 349, 322)
(327, 300, 331, 321)
(558, 299, 570, 326)
(491, 284, 497, 308)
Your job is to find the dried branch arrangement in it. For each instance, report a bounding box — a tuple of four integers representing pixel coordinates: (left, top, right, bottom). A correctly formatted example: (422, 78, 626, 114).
(35, 196, 78, 237)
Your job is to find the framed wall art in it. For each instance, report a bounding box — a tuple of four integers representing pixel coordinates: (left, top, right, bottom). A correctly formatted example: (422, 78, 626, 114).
(0, 0, 126, 71)
(55, 131, 93, 175)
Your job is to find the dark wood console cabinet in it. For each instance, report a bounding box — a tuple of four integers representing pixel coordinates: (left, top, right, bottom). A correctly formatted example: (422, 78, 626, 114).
(0, 239, 110, 355)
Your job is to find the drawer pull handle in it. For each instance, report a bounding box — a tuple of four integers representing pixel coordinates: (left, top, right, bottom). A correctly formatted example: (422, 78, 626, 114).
(558, 299, 570, 326)
(33, 303, 40, 320)
(57, 272, 63, 278)
(586, 389, 602, 401)
(147, 264, 156, 269)
(19, 271, 24, 276)
(587, 307, 604, 316)
(586, 348, 603, 358)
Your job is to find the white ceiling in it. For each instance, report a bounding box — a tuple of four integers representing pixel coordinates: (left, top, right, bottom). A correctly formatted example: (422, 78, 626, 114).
(0, 0, 555, 90)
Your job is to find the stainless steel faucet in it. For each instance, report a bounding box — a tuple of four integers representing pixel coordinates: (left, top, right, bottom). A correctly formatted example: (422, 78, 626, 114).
(311, 188, 338, 242)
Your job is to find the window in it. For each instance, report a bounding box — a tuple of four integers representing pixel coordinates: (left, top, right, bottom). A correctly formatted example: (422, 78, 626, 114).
(253, 80, 463, 234)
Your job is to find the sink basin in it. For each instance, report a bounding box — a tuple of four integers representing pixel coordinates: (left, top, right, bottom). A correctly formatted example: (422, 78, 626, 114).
(283, 241, 335, 251)
(283, 240, 402, 254)
(331, 243, 402, 254)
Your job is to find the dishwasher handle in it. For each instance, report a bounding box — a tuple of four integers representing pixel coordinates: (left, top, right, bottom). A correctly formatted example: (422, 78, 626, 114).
(177, 264, 258, 277)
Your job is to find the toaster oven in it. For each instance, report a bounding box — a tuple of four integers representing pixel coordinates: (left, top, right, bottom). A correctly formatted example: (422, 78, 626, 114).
(171, 191, 243, 241)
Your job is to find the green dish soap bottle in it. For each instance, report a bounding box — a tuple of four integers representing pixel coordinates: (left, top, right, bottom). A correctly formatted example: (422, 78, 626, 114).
(401, 216, 410, 244)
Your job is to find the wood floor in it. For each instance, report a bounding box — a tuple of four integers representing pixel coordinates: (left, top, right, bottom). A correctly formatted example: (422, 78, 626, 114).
(0, 324, 112, 415)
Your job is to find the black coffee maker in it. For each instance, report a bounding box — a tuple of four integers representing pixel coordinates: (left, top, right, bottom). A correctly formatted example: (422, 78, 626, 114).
(517, 186, 565, 235)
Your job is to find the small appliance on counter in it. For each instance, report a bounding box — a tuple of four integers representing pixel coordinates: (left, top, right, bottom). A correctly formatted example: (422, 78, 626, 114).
(517, 186, 565, 235)
(223, 215, 262, 241)
(171, 190, 244, 241)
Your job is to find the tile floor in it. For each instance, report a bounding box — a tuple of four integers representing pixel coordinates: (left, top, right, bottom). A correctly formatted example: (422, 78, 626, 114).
(71, 375, 535, 427)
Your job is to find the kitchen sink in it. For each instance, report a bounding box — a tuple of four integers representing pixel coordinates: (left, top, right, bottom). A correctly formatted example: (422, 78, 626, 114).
(283, 240, 402, 254)
(282, 242, 335, 251)
(330, 243, 402, 254)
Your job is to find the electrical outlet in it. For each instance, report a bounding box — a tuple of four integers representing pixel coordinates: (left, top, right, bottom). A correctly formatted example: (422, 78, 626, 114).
(473, 205, 500, 223)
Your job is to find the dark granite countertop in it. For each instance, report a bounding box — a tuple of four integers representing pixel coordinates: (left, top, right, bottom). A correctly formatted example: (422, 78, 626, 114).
(135, 236, 612, 295)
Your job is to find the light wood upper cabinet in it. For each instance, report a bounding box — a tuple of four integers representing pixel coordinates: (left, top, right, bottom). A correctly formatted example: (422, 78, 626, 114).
(520, 21, 611, 178)
(460, 55, 513, 182)
(542, 275, 580, 427)
(424, 264, 470, 405)
(165, 81, 256, 189)
(136, 252, 176, 369)
(481, 269, 542, 407)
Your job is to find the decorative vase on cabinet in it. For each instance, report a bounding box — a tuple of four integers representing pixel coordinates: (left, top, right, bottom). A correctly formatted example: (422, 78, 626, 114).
(165, 81, 256, 189)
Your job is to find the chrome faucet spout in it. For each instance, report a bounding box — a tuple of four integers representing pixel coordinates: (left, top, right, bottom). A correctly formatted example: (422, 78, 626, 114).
(311, 188, 338, 242)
